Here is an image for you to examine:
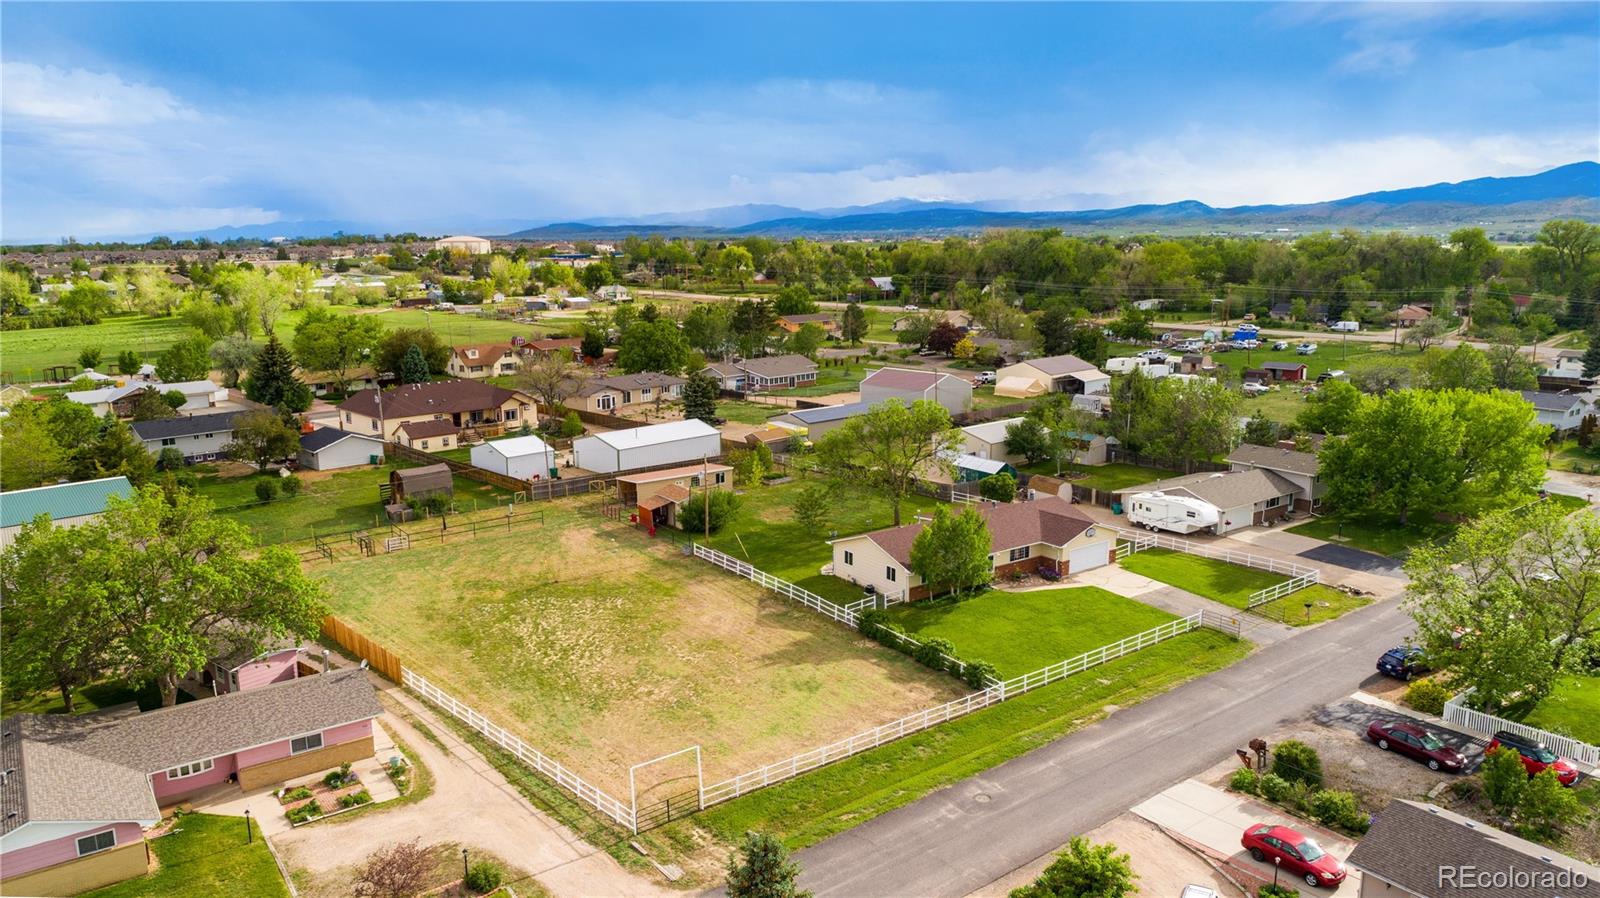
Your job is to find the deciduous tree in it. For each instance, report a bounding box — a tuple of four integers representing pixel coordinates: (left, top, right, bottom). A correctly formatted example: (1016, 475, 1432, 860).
(1009, 837, 1136, 898)
(352, 839, 433, 898)
(616, 319, 690, 374)
(815, 399, 961, 525)
(226, 410, 301, 471)
(909, 505, 993, 597)
(294, 306, 384, 394)
(156, 331, 214, 382)
(1297, 379, 1365, 436)
(841, 302, 868, 346)
(0, 517, 119, 712)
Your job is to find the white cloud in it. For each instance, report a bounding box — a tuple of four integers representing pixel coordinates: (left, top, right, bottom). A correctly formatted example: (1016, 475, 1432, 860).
(0, 62, 198, 126)
(1334, 39, 1418, 75)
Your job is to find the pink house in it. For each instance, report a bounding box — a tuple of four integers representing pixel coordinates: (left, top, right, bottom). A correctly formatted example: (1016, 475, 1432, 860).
(0, 669, 381, 897)
(205, 638, 307, 695)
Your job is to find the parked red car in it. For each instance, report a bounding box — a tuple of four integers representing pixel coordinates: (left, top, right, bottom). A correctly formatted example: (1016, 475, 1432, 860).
(1240, 824, 1347, 888)
(1487, 730, 1581, 786)
(1366, 720, 1467, 772)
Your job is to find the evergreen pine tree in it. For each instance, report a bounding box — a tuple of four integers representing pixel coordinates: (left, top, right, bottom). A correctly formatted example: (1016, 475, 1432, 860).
(244, 334, 301, 408)
(399, 344, 430, 384)
(682, 371, 718, 422)
(726, 832, 811, 898)
(1583, 331, 1600, 379)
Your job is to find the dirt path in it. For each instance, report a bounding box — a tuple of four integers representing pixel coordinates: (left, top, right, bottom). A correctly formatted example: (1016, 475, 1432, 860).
(272, 671, 670, 898)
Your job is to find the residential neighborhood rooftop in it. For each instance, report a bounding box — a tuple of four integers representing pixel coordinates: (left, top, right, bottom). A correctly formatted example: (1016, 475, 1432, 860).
(1226, 443, 1320, 476)
(1519, 389, 1589, 412)
(615, 461, 733, 483)
(841, 496, 1096, 567)
(129, 410, 244, 441)
(339, 379, 524, 419)
(1015, 354, 1102, 376)
(1118, 467, 1299, 508)
(575, 371, 687, 397)
(861, 367, 964, 390)
(299, 426, 381, 452)
(584, 418, 719, 449)
(779, 401, 872, 424)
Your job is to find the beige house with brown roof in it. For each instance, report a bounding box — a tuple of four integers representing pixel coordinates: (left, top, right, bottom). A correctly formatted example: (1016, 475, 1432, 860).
(616, 462, 733, 529)
(394, 419, 460, 451)
(1226, 442, 1324, 511)
(1114, 467, 1300, 534)
(828, 496, 1114, 601)
(776, 313, 840, 335)
(703, 354, 819, 392)
(565, 372, 686, 414)
(995, 354, 1110, 399)
(446, 344, 521, 380)
(337, 379, 534, 440)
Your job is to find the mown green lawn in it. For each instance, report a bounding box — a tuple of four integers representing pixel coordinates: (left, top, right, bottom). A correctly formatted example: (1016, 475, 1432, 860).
(1248, 585, 1370, 627)
(1020, 462, 1179, 492)
(1516, 674, 1600, 744)
(769, 360, 881, 397)
(83, 813, 288, 898)
(716, 400, 787, 425)
(695, 630, 1251, 850)
(1286, 511, 1457, 558)
(701, 478, 942, 605)
(1118, 548, 1283, 609)
(883, 587, 1179, 677)
(1, 677, 172, 717)
(0, 314, 201, 380)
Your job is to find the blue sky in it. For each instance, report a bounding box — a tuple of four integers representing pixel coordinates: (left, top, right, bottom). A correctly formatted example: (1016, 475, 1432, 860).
(2, 2, 1596, 240)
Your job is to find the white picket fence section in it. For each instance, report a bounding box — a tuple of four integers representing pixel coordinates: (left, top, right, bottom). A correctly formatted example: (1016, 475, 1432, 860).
(1443, 687, 1600, 769)
(403, 668, 638, 831)
(842, 590, 908, 613)
(699, 612, 1204, 806)
(1109, 527, 1320, 608)
(692, 544, 859, 627)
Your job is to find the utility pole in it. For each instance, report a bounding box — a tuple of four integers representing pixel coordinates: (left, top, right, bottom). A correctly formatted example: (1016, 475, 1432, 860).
(703, 454, 711, 542)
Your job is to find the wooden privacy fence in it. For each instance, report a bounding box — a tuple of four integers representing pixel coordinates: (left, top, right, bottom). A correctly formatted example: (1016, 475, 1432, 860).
(1444, 688, 1600, 769)
(321, 616, 403, 683)
(385, 442, 535, 494)
(536, 403, 652, 431)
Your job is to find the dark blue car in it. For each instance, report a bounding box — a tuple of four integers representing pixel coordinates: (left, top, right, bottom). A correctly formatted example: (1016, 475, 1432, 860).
(1377, 646, 1427, 680)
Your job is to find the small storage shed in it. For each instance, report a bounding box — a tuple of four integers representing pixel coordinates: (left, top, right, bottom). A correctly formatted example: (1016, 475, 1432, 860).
(298, 428, 386, 471)
(571, 419, 722, 474)
(391, 464, 453, 503)
(952, 454, 1019, 482)
(1261, 361, 1308, 382)
(470, 434, 555, 480)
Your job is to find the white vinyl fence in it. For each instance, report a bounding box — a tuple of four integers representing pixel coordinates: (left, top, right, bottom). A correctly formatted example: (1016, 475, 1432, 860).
(699, 612, 1204, 806)
(403, 668, 639, 831)
(1443, 687, 1600, 769)
(1109, 527, 1320, 608)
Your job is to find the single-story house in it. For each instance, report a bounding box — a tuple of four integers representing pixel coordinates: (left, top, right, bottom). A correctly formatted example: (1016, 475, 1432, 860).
(470, 434, 555, 480)
(0, 670, 381, 897)
(571, 419, 722, 474)
(1268, 303, 1295, 321)
(776, 313, 840, 336)
(994, 355, 1111, 398)
(0, 476, 133, 548)
(703, 355, 819, 392)
(770, 401, 870, 441)
(1520, 389, 1593, 435)
(525, 337, 582, 356)
(1177, 354, 1217, 375)
(564, 296, 592, 310)
(566, 372, 686, 414)
(1260, 361, 1308, 382)
(1114, 468, 1300, 535)
(298, 427, 386, 471)
(1549, 349, 1586, 377)
(892, 309, 972, 332)
(1394, 304, 1431, 326)
(828, 496, 1114, 601)
(859, 367, 973, 414)
(959, 417, 1026, 464)
(594, 285, 631, 302)
(298, 367, 383, 397)
(616, 462, 733, 529)
(952, 454, 1020, 483)
(63, 383, 145, 417)
(1345, 799, 1600, 898)
(337, 379, 534, 441)
(1226, 442, 1323, 511)
(446, 344, 521, 380)
(390, 464, 453, 503)
(395, 419, 460, 451)
(130, 411, 243, 463)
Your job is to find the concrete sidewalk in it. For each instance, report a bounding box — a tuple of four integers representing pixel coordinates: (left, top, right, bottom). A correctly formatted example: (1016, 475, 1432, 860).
(1132, 779, 1361, 896)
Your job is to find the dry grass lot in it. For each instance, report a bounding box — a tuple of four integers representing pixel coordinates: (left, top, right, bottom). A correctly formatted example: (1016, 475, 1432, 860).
(316, 499, 964, 797)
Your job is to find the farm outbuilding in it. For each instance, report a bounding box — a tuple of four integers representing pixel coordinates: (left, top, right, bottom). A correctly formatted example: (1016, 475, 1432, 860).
(470, 435, 556, 480)
(571, 419, 722, 474)
(391, 464, 454, 503)
(298, 428, 386, 471)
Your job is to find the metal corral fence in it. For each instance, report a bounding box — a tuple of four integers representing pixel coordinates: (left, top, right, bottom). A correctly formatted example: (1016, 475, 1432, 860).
(1443, 687, 1600, 769)
(698, 612, 1206, 805)
(321, 616, 404, 683)
(1109, 527, 1320, 608)
(403, 668, 639, 830)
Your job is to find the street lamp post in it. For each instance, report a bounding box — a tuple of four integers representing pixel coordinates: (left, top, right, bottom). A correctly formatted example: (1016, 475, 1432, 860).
(244, 808, 252, 844)
(1273, 856, 1281, 887)
(462, 848, 469, 883)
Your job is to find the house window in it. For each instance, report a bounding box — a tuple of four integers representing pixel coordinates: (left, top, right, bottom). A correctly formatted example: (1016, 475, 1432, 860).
(161, 438, 176, 447)
(844, 550, 854, 565)
(345, 412, 352, 423)
(1265, 496, 1282, 509)
(642, 388, 652, 399)
(714, 472, 727, 484)
(886, 566, 897, 582)
(505, 409, 517, 421)
(622, 391, 634, 404)
(290, 733, 324, 755)
(371, 420, 379, 431)
(204, 433, 214, 439)
(690, 475, 702, 487)
(76, 830, 116, 857)
(598, 395, 616, 410)
(166, 758, 215, 780)
(421, 440, 430, 449)
(1009, 546, 1031, 562)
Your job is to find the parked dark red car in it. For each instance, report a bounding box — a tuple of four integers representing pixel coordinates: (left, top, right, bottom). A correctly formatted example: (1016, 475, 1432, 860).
(1487, 730, 1580, 786)
(1240, 824, 1347, 888)
(1366, 720, 1467, 772)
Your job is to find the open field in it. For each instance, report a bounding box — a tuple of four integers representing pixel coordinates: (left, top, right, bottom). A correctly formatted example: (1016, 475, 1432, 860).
(715, 399, 788, 425)
(883, 586, 1179, 677)
(0, 314, 204, 379)
(694, 629, 1251, 849)
(83, 813, 287, 898)
(699, 478, 943, 604)
(317, 499, 965, 795)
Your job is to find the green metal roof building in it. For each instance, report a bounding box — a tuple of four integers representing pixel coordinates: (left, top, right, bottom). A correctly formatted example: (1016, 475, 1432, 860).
(0, 476, 133, 546)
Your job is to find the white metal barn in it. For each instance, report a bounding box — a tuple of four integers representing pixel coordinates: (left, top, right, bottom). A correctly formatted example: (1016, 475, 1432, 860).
(470, 435, 556, 480)
(571, 419, 722, 474)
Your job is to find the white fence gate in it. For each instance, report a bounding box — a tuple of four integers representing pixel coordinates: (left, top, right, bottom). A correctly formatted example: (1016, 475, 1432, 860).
(1443, 687, 1600, 769)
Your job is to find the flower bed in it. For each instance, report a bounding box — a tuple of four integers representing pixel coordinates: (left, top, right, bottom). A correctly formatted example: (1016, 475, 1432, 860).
(279, 762, 373, 825)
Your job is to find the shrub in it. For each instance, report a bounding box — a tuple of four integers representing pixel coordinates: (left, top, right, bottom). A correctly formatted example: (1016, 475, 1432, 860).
(280, 474, 303, 496)
(156, 447, 186, 471)
(559, 411, 584, 439)
(286, 798, 322, 824)
(979, 472, 1017, 502)
(963, 659, 999, 689)
(339, 790, 373, 809)
(284, 786, 313, 801)
(1259, 885, 1298, 898)
(914, 636, 957, 672)
(324, 762, 353, 789)
(1482, 746, 1528, 811)
(1258, 773, 1292, 803)
(678, 490, 741, 534)
(1229, 767, 1260, 795)
(1271, 740, 1323, 787)
(465, 860, 504, 894)
(856, 609, 890, 641)
(1308, 789, 1367, 832)
(1404, 679, 1451, 715)
(255, 479, 279, 502)
(423, 494, 450, 515)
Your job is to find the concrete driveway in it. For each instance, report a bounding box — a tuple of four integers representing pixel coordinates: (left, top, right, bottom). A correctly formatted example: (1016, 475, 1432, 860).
(1131, 779, 1362, 896)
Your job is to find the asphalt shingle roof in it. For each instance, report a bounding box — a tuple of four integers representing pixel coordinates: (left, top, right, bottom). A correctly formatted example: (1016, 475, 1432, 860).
(1226, 443, 1320, 477)
(1520, 390, 1587, 412)
(1017, 354, 1102, 377)
(129, 410, 243, 441)
(1116, 468, 1300, 507)
(846, 496, 1096, 567)
(300, 427, 383, 452)
(0, 476, 133, 529)
(338, 379, 525, 419)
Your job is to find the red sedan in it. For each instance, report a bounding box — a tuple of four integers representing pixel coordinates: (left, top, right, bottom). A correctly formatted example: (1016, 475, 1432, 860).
(1367, 720, 1467, 772)
(1241, 824, 1347, 889)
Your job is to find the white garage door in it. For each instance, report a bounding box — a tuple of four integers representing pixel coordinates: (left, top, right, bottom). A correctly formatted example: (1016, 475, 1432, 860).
(1069, 541, 1110, 573)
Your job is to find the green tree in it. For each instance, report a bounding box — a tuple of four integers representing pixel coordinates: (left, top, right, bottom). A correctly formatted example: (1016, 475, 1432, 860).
(1417, 344, 1493, 391)
(725, 831, 811, 898)
(731, 300, 776, 358)
(1404, 316, 1449, 352)
(1004, 417, 1056, 465)
(293, 306, 384, 393)
(78, 346, 103, 370)
(155, 331, 214, 382)
(578, 260, 617, 291)
(0, 516, 119, 712)
(909, 505, 993, 597)
(225, 410, 301, 471)
(683, 304, 732, 357)
(815, 399, 962, 525)
(81, 414, 156, 486)
(580, 327, 605, 361)
(1516, 768, 1584, 841)
(678, 490, 741, 534)
(1481, 747, 1527, 810)
(128, 387, 177, 421)
(1297, 379, 1365, 436)
(786, 323, 827, 360)
(682, 370, 719, 422)
(616, 319, 690, 374)
(209, 334, 260, 388)
(116, 350, 142, 375)
(375, 327, 450, 377)
(729, 443, 773, 487)
(979, 472, 1017, 502)
(841, 302, 868, 345)
(772, 285, 817, 316)
(790, 483, 832, 532)
(715, 246, 756, 288)
(1242, 411, 1279, 446)
(0, 405, 69, 490)
(398, 344, 430, 384)
(1583, 334, 1600, 379)
(1009, 837, 1136, 898)
(243, 334, 303, 409)
(1485, 331, 1539, 391)
(1140, 378, 1239, 472)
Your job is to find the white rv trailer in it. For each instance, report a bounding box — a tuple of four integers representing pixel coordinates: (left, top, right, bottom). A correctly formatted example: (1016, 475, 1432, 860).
(1126, 490, 1221, 534)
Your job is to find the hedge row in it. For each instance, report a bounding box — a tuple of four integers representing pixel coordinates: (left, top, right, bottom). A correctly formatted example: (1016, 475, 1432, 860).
(857, 609, 999, 689)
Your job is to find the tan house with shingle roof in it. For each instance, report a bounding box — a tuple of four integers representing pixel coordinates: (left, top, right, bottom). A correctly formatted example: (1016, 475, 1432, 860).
(703, 354, 819, 392)
(828, 496, 1114, 601)
(776, 313, 840, 336)
(565, 372, 686, 414)
(1114, 467, 1300, 534)
(1226, 443, 1324, 511)
(446, 343, 521, 379)
(337, 379, 533, 440)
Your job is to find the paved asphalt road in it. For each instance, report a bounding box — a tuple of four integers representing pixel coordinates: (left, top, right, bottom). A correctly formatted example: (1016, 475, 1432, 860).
(795, 598, 1414, 898)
